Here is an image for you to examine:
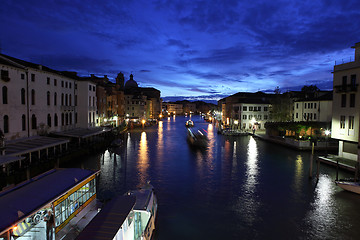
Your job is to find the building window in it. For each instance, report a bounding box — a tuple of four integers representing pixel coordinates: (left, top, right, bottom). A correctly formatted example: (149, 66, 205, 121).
(93, 97, 95, 107)
(314, 113, 317, 120)
(89, 97, 91, 106)
(61, 94, 64, 106)
(264, 115, 268, 120)
(340, 115, 346, 129)
(314, 103, 317, 109)
(47, 114, 51, 127)
(69, 112, 72, 125)
(350, 94, 355, 108)
(54, 114, 58, 127)
(61, 113, 64, 126)
(1, 70, 10, 81)
(61, 81, 64, 87)
(47, 91, 50, 105)
(89, 85, 91, 91)
(65, 82, 68, 88)
(75, 113, 78, 123)
(93, 86, 95, 91)
(243, 115, 247, 120)
(22, 114, 26, 131)
(31, 74, 35, 82)
(264, 106, 268, 111)
(75, 95, 77, 106)
(349, 116, 354, 130)
(351, 74, 356, 89)
(54, 79, 57, 86)
(310, 103, 313, 109)
(65, 113, 69, 125)
(342, 76, 347, 89)
(3, 115, 9, 133)
(2, 86, 8, 104)
(31, 114, 37, 129)
(69, 94, 72, 106)
(21, 73, 25, 80)
(243, 106, 247, 111)
(21, 88, 25, 104)
(65, 94, 68, 106)
(341, 94, 346, 107)
(296, 113, 298, 118)
(31, 89, 35, 105)
(54, 92, 57, 106)
(47, 77, 50, 85)
(69, 82, 72, 89)
(89, 112, 91, 123)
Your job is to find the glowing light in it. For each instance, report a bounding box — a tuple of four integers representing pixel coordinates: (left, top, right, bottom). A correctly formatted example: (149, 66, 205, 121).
(142, 119, 146, 124)
(325, 129, 331, 136)
(234, 120, 239, 125)
(159, 114, 162, 118)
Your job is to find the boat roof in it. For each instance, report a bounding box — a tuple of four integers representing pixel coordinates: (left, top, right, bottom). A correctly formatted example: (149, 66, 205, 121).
(0, 168, 98, 235)
(128, 189, 153, 210)
(76, 195, 136, 240)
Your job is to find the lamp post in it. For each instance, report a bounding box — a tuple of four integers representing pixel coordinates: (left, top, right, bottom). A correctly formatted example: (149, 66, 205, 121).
(142, 119, 146, 129)
(325, 129, 331, 157)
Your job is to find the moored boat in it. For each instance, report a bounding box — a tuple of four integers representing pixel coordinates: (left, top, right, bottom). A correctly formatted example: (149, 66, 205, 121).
(335, 179, 360, 194)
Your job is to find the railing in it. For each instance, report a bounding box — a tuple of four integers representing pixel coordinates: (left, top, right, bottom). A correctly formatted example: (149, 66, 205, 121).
(334, 57, 353, 66)
(334, 84, 358, 93)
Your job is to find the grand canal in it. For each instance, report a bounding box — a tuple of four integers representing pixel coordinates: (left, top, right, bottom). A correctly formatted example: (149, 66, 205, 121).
(70, 115, 360, 239)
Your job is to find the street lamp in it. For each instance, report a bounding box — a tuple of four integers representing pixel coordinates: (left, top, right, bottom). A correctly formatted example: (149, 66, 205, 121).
(142, 119, 146, 128)
(325, 129, 331, 157)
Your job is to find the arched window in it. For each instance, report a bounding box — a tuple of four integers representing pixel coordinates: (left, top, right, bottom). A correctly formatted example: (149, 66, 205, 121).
(21, 88, 25, 104)
(47, 114, 51, 127)
(31, 89, 35, 105)
(2, 86, 8, 104)
(61, 93, 64, 106)
(54, 114, 58, 127)
(3, 115, 9, 133)
(22, 114, 26, 131)
(47, 91, 50, 105)
(61, 113, 64, 126)
(65, 94, 68, 106)
(54, 92, 57, 106)
(69, 94, 72, 106)
(31, 114, 37, 129)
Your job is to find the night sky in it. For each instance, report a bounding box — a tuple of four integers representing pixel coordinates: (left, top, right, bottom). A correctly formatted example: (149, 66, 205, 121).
(1, 0, 360, 100)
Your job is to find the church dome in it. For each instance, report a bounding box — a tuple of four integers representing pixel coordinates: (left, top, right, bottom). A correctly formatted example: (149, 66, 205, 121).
(124, 74, 138, 89)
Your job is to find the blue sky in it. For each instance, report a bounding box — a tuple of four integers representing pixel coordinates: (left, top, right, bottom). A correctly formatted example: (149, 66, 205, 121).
(1, 0, 360, 100)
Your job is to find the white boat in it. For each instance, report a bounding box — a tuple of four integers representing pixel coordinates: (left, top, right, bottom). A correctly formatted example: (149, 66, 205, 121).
(77, 182, 157, 240)
(126, 182, 158, 240)
(335, 180, 360, 194)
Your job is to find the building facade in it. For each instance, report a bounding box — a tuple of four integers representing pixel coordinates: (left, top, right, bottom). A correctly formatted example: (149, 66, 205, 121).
(0, 54, 77, 140)
(331, 42, 360, 161)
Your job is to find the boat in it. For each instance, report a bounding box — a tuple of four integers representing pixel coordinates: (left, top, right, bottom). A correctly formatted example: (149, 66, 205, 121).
(126, 182, 158, 240)
(187, 128, 208, 148)
(185, 120, 194, 127)
(77, 182, 157, 240)
(335, 179, 360, 194)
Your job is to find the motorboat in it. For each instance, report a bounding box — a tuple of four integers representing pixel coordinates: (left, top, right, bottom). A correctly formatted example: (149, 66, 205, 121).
(185, 120, 194, 128)
(335, 179, 360, 194)
(187, 128, 208, 148)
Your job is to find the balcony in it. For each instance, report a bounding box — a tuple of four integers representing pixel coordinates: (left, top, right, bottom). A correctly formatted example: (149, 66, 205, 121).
(334, 84, 358, 93)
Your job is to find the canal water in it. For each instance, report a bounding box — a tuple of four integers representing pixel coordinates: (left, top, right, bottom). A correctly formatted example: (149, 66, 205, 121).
(70, 115, 360, 240)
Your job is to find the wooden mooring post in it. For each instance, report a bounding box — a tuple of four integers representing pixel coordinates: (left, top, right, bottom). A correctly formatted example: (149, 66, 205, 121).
(309, 142, 314, 179)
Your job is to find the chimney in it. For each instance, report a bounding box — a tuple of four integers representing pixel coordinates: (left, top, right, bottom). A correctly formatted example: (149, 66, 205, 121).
(90, 74, 95, 78)
(351, 42, 360, 61)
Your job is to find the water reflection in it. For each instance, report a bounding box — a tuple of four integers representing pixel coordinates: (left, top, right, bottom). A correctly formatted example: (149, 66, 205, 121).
(306, 174, 337, 239)
(157, 121, 164, 152)
(245, 137, 259, 192)
(293, 155, 303, 194)
(137, 131, 149, 186)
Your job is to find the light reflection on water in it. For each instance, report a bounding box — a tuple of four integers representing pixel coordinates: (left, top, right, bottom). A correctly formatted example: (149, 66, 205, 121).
(88, 116, 360, 239)
(137, 131, 149, 186)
